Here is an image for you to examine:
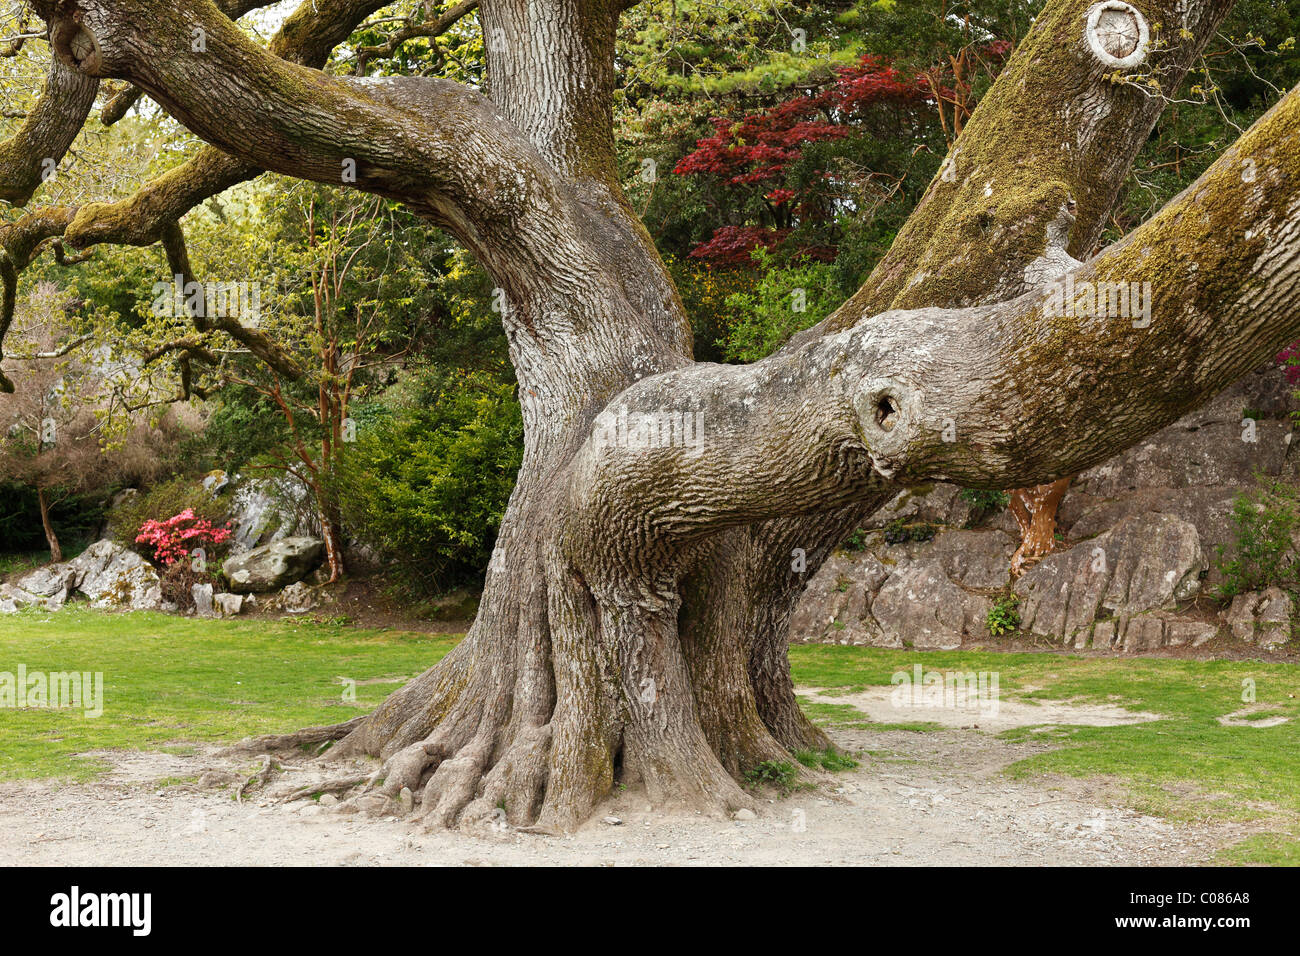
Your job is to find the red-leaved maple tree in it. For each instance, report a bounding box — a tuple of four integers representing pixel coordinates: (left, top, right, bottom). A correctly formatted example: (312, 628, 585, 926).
(675, 48, 1009, 264)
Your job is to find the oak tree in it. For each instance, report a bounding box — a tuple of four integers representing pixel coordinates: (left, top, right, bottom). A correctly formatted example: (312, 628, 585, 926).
(2, 0, 1299, 829)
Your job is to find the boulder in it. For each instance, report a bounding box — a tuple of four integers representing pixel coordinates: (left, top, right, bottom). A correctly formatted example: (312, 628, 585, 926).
(869, 559, 990, 650)
(213, 592, 247, 617)
(1015, 513, 1205, 643)
(923, 528, 1016, 590)
(1102, 612, 1220, 652)
(861, 483, 974, 532)
(276, 581, 318, 615)
(226, 478, 321, 553)
(1221, 588, 1293, 647)
(11, 564, 76, 601)
(1162, 617, 1222, 648)
(202, 470, 229, 496)
(789, 551, 889, 645)
(1072, 376, 1294, 497)
(1065, 486, 1240, 546)
(0, 583, 56, 611)
(192, 582, 214, 617)
(11, 540, 164, 611)
(223, 537, 324, 592)
(1062, 487, 1246, 583)
(67, 540, 164, 610)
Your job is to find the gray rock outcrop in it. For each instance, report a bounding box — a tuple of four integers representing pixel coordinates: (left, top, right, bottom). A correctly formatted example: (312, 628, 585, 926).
(790, 367, 1299, 654)
(1, 539, 163, 611)
(223, 537, 324, 592)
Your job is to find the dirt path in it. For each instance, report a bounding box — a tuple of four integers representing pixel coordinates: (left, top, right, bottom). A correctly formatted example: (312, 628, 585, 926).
(0, 717, 1250, 866)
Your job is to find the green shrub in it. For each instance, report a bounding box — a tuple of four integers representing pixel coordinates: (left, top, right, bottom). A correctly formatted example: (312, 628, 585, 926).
(335, 368, 523, 596)
(718, 250, 843, 362)
(106, 476, 231, 549)
(179, 384, 289, 475)
(1215, 482, 1300, 599)
(744, 759, 801, 794)
(883, 519, 938, 544)
(960, 488, 1009, 522)
(0, 482, 108, 556)
(842, 528, 868, 551)
(986, 593, 1021, 636)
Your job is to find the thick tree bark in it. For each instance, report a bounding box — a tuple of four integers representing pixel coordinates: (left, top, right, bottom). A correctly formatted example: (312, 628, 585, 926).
(10, 0, 1300, 829)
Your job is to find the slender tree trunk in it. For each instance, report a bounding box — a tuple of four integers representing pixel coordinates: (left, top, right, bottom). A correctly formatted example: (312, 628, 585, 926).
(37, 486, 62, 563)
(1008, 477, 1073, 576)
(319, 506, 345, 582)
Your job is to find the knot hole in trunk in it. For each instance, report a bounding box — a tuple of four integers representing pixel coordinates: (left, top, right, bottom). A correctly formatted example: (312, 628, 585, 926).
(875, 395, 899, 431)
(855, 377, 921, 479)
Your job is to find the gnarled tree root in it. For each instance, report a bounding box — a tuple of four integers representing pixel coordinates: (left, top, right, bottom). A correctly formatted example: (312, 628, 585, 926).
(222, 715, 368, 756)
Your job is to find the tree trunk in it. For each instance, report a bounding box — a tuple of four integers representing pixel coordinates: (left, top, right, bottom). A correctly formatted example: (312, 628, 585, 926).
(319, 506, 345, 583)
(37, 486, 62, 563)
(19, 0, 1300, 831)
(1009, 478, 1073, 576)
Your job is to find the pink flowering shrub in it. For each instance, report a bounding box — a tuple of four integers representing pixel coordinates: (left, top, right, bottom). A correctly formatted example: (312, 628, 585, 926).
(135, 509, 233, 566)
(1277, 343, 1300, 385)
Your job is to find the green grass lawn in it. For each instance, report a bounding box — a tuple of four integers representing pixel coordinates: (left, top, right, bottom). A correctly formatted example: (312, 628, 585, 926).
(0, 609, 456, 781)
(1, 611, 1297, 863)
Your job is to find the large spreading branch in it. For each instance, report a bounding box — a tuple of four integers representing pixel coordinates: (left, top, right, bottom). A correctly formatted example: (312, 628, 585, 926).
(0, 56, 98, 205)
(0, 0, 404, 381)
(687, 0, 1241, 750)
(571, 83, 1300, 552)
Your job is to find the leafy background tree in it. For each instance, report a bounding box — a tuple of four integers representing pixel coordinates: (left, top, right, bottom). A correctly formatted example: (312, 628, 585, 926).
(0, 283, 187, 561)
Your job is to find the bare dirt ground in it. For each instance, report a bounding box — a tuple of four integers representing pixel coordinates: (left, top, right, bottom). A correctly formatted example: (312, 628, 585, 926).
(0, 696, 1256, 866)
(797, 687, 1166, 733)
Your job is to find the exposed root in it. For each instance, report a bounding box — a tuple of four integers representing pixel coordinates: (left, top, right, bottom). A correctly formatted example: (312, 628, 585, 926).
(236, 755, 278, 803)
(462, 723, 553, 827)
(374, 741, 438, 797)
(420, 747, 489, 828)
(222, 715, 368, 756)
(277, 772, 372, 804)
(252, 545, 827, 832)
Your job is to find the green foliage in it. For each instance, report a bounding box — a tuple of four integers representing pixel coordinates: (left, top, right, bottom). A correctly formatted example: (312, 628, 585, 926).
(882, 519, 938, 544)
(793, 747, 859, 772)
(1214, 482, 1300, 599)
(842, 528, 868, 552)
(961, 488, 1010, 526)
(106, 476, 231, 550)
(180, 385, 290, 475)
(662, 254, 751, 364)
(344, 0, 484, 85)
(1108, 0, 1300, 241)
(717, 251, 843, 362)
(336, 368, 523, 595)
(0, 482, 107, 557)
(960, 488, 1009, 512)
(743, 759, 802, 794)
(986, 593, 1021, 636)
(0, 549, 47, 578)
